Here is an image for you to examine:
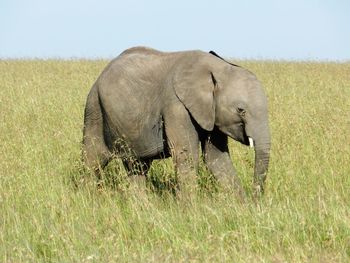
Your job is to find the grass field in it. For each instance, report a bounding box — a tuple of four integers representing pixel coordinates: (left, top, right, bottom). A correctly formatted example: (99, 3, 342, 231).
(0, 59, 349, 262)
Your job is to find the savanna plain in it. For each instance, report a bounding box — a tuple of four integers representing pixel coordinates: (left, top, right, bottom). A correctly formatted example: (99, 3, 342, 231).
(0, 59, 349, 262)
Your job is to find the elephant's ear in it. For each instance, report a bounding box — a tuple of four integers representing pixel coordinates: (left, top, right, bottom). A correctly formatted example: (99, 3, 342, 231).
(173, 60, 217, 131)
(209, 51, 241, 67)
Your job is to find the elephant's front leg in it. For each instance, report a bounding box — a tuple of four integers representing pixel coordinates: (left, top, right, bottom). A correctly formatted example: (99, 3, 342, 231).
(164, 103, 199, 194)
(203, 127, 245, 200)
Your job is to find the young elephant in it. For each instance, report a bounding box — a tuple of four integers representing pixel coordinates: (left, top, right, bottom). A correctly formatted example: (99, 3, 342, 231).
(82, 46, 271, 196)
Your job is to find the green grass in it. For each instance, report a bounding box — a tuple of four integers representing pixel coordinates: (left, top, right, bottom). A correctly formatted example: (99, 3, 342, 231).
(0, 59, 349, 262)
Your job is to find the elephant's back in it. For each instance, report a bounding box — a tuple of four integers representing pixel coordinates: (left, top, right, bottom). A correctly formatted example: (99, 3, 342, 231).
(119, 46, 163, 57)
(96, 50, 168, 156)
(97, 50, 167, 117)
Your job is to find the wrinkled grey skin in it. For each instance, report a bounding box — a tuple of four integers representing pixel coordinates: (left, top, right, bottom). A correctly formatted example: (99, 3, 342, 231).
(82, 46, 270, 197)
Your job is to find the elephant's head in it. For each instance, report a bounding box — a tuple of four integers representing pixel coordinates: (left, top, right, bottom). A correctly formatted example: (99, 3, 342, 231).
(173, 51, 271, 194)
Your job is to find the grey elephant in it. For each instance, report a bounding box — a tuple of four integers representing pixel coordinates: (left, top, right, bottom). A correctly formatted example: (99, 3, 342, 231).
(82, 46, 271, 197)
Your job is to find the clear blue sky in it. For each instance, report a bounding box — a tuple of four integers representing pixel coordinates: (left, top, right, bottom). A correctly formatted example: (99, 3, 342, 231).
(1, 0, 349, 60)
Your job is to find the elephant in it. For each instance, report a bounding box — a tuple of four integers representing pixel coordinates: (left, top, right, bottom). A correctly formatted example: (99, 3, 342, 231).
(82, 46, 271, 197)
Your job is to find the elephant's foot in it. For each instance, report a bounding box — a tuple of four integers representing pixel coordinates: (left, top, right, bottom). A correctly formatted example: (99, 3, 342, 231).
(216, 175, 246, 203)
(174, 164, 199, 203)
(252, 183, 264, 201)
(128, 175, 148, 197)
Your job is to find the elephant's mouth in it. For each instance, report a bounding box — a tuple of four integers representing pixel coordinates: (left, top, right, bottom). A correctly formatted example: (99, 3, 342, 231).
(242, 125, 251, 147)
(229, 122, 251, 147)
(218, 122, 252, 147)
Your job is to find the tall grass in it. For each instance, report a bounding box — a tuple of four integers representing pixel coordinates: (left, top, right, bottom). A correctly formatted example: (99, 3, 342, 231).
(0, 59, 349, 262)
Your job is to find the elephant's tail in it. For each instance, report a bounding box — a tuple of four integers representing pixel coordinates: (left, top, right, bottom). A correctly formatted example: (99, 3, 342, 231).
(82, 82, 112, 172)
(83, 82, 103, 134)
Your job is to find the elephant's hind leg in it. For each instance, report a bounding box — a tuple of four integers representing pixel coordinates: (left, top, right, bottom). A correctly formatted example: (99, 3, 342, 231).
(82, 87, 111, 180)
(122, 159, 152, 191)
(83, 131, 111, 179)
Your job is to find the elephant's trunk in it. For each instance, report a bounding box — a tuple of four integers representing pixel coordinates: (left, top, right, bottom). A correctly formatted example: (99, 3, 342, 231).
(253, 142, 270, 194)
(247, 122, 271, 196)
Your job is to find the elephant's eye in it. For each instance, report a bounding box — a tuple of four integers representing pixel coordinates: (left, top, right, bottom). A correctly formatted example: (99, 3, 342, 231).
(237, 108, 246, 116)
